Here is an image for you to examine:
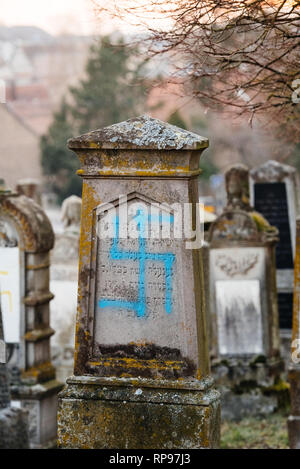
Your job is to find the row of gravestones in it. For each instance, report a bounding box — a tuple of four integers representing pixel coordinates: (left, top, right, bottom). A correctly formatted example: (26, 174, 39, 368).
(0, 182, 81, 448)
(0, 115, 299, 448)
(207, 160, 299, 370)
(205, 162, 299, 421)
(0, 183, 67, 448)
(209, 160, 299, 330)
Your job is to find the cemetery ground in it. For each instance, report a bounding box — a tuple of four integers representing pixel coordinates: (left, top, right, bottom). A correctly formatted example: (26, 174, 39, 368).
(221, 412, 289, 449)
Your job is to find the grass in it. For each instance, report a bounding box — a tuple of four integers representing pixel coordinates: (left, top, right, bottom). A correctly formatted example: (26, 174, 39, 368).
(221, 413, 289, 449)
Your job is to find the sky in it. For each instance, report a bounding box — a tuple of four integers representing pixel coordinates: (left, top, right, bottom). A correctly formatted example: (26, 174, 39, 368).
(0, 0, 172, 37)
(0, 0, 99, 35)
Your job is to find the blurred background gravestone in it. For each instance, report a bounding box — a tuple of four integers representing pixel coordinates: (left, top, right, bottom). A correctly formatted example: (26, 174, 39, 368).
(208, 164, 288, 421)
(0, 184, 63, 448)
(58, 115, 221, 449)
(209, 173, 226, 215)
(50, 195, 81, 383)
(0, 302, 29, 449)
(250, 160, 300, 367)
(16, 179, 41, 206)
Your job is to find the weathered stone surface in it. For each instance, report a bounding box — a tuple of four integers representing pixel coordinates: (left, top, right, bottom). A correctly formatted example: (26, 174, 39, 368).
(216, 278, 263, 355)
(288, 217, 300, 448)
(58, 115, 220, 449)
(288, 416, 300, 449)
(209, 165, 280, 360)
(71, 122, 209, 379)
(208, 164, 286, 419)
(0, 192, 54, 253)
(61, 195, 82, 235)
(0, 407, 29, 449)
(0, 190, 63, 447)
(16, 179, 41, 205)
(250, 159, 296, 183)
(51, 196, 81, 383)
(220, 389, 277, 422)
(0, 303, 29, 448)
(0, 305, 10, 408)
(213, 357, 288, 421)
(58, 376, 220, 449)
(0, 364, 10, 409)
(225, 163, 251, 211)
(68, 114, 209, 151)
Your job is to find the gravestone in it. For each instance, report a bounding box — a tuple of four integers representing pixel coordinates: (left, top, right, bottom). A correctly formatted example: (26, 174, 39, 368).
(16, 179, 41, 205)
(288, 217, 300, 448)
(250, 161, 299, 337)
(209, 174, 226, 215)
(208, 164, 287, 420)
(0, 302, 29, 448)
(57, 115, 220, 449)
(50, 195, 81, 383)
(0, 187, 63, 448)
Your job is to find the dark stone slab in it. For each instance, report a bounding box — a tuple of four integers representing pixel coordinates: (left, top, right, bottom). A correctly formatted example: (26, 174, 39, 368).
(278, 292, 293, 330)
(254, 182, 293, 269)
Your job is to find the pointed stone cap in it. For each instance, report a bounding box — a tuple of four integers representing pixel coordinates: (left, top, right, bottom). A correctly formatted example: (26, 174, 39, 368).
(225, 163, 251, 211)
(250, 159, 296, 182)
(68, 115, 209, 151)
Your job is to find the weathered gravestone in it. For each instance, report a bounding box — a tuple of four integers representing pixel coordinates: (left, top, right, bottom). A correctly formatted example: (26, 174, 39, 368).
(0, 302, 29, 449)
(0, 187, 63, 448)
(57, 115, 221, 449)
(288, 217, 300, 448)
(51, 195, 81, 383)
(250, 161, 299, 337)
(208, 164, 287, 421)
(16, 179, 41, 205)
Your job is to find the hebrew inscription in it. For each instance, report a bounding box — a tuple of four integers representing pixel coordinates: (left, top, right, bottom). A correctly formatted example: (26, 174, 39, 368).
(93, 199, 184, 349)
(98, 209, 175, 317)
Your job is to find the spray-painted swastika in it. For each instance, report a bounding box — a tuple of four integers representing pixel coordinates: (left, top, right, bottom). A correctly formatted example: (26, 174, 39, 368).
(98, 209, 175, 317)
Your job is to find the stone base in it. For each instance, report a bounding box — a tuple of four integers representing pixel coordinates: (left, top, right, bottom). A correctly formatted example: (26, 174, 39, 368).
(288, 416, 300, 449)
(220, 387, 278, 421)
(280, 329, 292, 379)
(212, 357, 289, 421)
(58, 376, 221, 449)
(288, 366, 300, 448)
(11, 379, 64, 448)
(0, 406, 29, 449)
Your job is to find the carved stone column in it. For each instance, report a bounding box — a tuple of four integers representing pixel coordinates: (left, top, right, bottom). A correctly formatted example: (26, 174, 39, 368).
(0, 188, 63, 448)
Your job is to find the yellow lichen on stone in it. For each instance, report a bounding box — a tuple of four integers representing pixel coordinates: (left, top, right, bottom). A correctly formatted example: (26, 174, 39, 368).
(250, 211, 272, 232)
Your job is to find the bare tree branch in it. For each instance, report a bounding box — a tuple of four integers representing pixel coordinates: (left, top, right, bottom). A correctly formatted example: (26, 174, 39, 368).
(93, 0, 300, 140)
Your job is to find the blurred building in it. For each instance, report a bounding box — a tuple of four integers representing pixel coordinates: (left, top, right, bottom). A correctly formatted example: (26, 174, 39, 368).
(0, 25, 93, 189)
(0, 104, 41, 189)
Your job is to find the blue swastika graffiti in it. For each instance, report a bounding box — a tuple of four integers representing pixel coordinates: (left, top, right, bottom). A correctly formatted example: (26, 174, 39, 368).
(98, 208, 175, 318)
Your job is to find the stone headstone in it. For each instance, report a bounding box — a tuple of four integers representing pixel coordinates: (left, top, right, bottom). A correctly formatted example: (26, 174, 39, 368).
(288, 217, 300, 448)
(50, 195, 81, 383)
(58, 115, 220, 449)
(250, 160, 300, 330)
(16, 179, 41, 205)
(61, 195, 82, 234)
(0, 302, 29, 448)
(0, 302, 9, 405)
(0, 188, 63, 448)
(208, 164, 285, 420)
(0, 273, 6, 365)
(209, 174, 226, 215)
